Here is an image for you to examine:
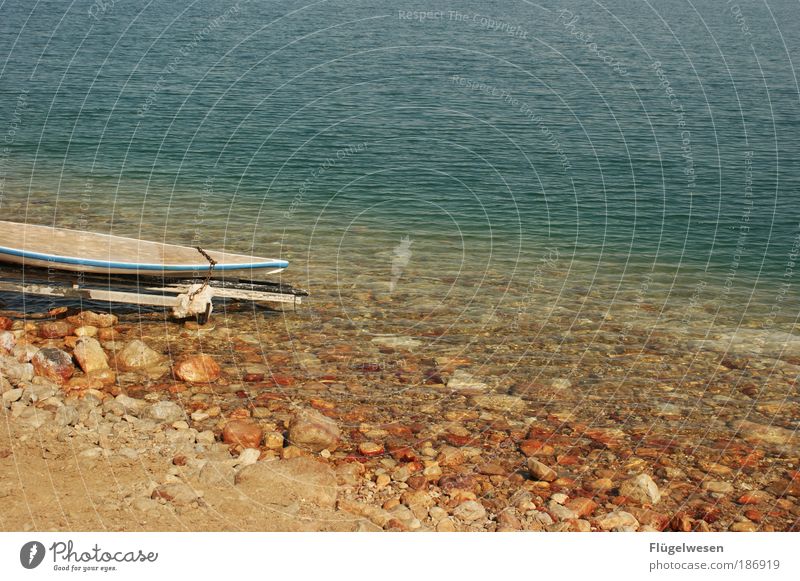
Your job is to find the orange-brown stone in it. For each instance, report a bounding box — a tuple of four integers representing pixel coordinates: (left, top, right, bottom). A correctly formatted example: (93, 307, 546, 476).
(223, 420, 263, 449)
(173, 354, 221, 383)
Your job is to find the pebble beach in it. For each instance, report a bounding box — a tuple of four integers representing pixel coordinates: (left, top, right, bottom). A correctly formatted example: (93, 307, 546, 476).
(1, 275, 798, 532)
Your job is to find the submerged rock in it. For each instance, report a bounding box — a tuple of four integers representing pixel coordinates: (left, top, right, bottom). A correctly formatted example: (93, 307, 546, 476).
(173, 354, 221, 383)
(619, 474, 661, 505)
(597, 510, 639, 531)
(471, 393, 526, 413)
(116, 340, 165, 370)
(288, 408, 340, 452)
(527, 458, 557, 482)
(447, 369, 488, 391)
(702, 481, 734, 494)
(453, 500, 486, 523)
(731, 420, 796, 446)
(358, 441, 384, 457)
(371, 336, 422, 350)
(567, 497, 598, 518)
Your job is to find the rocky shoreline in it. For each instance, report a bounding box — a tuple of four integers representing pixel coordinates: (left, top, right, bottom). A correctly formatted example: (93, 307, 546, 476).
(1, 305, 798, 532)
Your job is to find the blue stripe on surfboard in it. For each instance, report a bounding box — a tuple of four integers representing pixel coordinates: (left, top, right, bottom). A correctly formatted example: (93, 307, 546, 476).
(0, 246, 288, 271)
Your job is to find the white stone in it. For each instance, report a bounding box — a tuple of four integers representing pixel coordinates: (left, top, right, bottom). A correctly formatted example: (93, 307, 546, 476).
(452, 500, 487, 523)
(370, 336, 422, 350)
(551, 378, 572, 390)
(144, 401, 185, 424)
(447, 370, 488, 391)
(597, 510, 639, 531)
(619, 473, 661, 504)
(236, 448, 261, 468)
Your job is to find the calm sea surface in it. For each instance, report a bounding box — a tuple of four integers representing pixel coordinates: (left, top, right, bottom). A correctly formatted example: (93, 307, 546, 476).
(1, 0, 799, 330)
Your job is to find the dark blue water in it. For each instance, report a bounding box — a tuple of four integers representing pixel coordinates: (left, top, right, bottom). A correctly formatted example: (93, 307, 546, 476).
(1, 0, 799, 325)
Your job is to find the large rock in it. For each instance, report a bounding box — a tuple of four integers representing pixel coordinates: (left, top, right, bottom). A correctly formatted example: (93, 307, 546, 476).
(288, 409, 341, 452)
(173, 354, 221, 383)
(66, 311, 118, 328)
(144, 401, 185, 423)
(73, 337, 109, 373)
(731, 420, 796, 446)
(235, 457, 338, 508)
(116, 340, 165, 370)
(223, 420, 263, 448)
(38, 321, 73, 339)
(619, 474, 661, 505)
(31, 348, 75, 384)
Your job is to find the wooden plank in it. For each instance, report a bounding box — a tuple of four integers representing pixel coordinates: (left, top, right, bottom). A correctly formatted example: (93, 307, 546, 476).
(144, 285, 301, 304)
(1, 279, 300, 308)
(0, 264, 308, 297)
(0, 280, 84, 299)
(0, 280, 178, 307)
(85, 289, 178, 307)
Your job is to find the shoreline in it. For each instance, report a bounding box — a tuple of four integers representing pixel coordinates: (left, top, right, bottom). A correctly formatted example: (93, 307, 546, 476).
(1, 303, 798, 532)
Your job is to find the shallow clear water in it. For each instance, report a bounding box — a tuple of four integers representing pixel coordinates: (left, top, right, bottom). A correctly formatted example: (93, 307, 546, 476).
(1, 0, 799, 331)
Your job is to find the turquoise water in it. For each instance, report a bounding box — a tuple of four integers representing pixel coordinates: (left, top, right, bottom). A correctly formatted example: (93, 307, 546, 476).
(1, 0, 799, 327)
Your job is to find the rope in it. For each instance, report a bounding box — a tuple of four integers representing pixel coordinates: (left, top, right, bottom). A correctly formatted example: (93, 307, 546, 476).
(189, 246, 217, 300)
